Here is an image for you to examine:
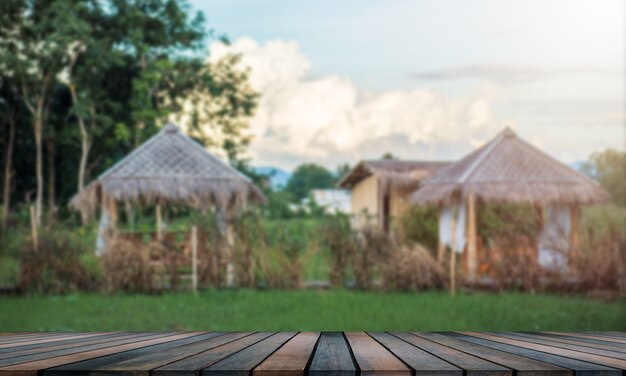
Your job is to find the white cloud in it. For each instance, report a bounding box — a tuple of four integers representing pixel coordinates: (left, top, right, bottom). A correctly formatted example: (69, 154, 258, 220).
(208, 38, 506, 170)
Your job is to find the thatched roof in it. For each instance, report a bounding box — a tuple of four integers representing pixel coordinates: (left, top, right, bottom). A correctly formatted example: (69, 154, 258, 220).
(410, 127, 609, 206)
(338, 159, 451, 192)
(71, 123, 266, 212)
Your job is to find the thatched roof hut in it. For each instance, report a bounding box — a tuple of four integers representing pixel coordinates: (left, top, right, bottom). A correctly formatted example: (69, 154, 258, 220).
(409, 127, 609, 281)
(410, 127, 609, 206)
(71, 123, 266, 213)
(338, 159, 450, 231)
(339, 160, 450, 192)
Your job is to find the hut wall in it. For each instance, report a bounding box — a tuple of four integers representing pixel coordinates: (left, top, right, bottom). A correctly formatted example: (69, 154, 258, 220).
(350, 175, 379, 229)
(390, 187, 411, 221)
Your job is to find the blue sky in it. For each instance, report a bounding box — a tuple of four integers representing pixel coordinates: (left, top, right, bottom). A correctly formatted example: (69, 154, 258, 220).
(188, 0, 624, 170)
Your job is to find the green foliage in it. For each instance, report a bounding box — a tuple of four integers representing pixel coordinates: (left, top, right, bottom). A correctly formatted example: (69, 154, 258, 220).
(0, 256, 19, 287)
(285, 163, 336, 201)
(396, 206, 439, 251)
(18, 229, 101, 294)
(583, 149, 626, 207)
(0, 291, 624, 331)
(477, 203, 540, 247)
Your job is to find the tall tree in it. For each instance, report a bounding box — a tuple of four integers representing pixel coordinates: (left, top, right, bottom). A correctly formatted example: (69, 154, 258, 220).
(584, 149, 626, 207)
(171, 53, 258, 163)
(1, 0, 90, 226)
(286, 163, 336, 201)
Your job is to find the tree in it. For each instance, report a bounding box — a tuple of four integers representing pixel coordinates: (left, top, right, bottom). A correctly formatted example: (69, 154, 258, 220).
(285, 163, 335, 201)
(171, 53, 258, 163)
(584, 149, 626, 207)
(0, 0, 90, 226)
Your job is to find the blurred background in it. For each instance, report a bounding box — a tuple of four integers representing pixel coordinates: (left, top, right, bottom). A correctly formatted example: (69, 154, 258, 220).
(0, 0, 624, 332)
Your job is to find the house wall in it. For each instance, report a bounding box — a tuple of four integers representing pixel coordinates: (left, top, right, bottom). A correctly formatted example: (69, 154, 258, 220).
(350, 175, 379, 229)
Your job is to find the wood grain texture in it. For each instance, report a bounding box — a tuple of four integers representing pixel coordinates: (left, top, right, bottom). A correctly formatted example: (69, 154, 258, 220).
(415, 333, 570, 376)
(309, 332, 356, 376)
(203, 332, 297, 376)
(0, 333, 204, 376)
(486, 333, 626, 360)
(153, 332, 274, 376)
(344, 332, 410, 376)
(0, 332, 621, 376)
(254, 332, 320, 376)
(392, 332, 512, 376)
(368, 332, 461, 376)
(475, 333, 626, 369)
(454, 332, 621, 376)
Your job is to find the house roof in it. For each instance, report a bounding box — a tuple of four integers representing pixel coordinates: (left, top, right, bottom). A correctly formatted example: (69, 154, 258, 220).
(70, 123, 266, 211)
(410, 127, 609, 205)
(338, 159, 451, 190)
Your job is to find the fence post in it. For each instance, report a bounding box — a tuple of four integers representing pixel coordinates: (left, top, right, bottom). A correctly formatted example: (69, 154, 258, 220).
(191, 225, 198, 293)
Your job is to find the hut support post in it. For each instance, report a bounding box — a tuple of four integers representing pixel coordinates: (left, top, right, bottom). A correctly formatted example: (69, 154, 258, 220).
(156, 204, 162, 241)
(30, 205, 39, 252)
(569, 204, 580, 254)
(466, 192, 477, 281)
(437, 207, 445, 265)
(191, 225, 198, 293)
(449, 207, 457, 297)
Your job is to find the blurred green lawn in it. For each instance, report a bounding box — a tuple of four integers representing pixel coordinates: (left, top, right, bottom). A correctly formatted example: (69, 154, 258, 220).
(1, 290, 624, 332)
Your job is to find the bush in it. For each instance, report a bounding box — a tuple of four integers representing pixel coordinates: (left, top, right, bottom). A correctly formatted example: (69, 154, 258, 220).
(19, 229, 100, 294)
(320, 214, 353, 287)
(395, 206, 439, 252)
(381, 243, 447, 291)
(101, 237, 153, 293)
(0, 256, 20, 287)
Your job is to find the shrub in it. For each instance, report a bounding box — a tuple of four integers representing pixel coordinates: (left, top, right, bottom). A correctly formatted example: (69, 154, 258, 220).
(19, 229, 100, 294)
(395, 206, 439, 252)
(381, 243, 447, 291)
(101, 237, 153, 293)
(320, 214, 353, 287)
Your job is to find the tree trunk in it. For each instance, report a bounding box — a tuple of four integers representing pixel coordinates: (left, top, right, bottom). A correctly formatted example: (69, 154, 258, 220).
(46, 137, 56, 225)
(2, 115, 15, 233)
(33, 107, 44, 227)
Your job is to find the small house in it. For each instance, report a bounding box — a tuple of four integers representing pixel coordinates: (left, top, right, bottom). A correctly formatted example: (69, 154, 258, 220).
(338, 160, 450, 231)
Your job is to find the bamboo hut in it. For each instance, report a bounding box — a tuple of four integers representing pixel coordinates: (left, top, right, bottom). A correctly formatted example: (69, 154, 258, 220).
(410, 127, 609, 280)
(338, 160, 450, 231)
(71, 123, 266, 267)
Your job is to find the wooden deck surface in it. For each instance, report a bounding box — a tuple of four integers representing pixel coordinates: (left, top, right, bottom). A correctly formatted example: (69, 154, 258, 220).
(0, 332, 624, 376)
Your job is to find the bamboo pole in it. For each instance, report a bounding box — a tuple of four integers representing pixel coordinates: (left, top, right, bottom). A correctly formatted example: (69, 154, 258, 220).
(437, 207, 445, 265)
(156, 204, 162, 241)
(466, 192, 477, 281)
(449, 207, 457, 297)
(191, 225, 198, 293)
(30, 205, 38, 252)
(569, 204, 580, 259)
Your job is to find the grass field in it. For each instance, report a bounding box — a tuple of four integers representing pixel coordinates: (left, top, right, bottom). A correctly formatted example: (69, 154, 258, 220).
(1, 290, 624, 332)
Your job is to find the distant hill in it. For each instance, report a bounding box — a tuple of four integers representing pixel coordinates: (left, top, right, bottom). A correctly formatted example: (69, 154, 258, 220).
(254, 167, 291, 190)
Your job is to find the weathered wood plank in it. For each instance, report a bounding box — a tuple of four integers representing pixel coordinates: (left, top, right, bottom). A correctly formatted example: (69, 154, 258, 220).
(254, 332, 320, 376)
(309, 332, 356, 376)
(58, 332, 244, 376)
(344, 332, 410, 376)
(0, 332, 134, 359)
(0, 332, 166, 367)
(517, 333, 626, 353)
(0, 333, 110, 349)
(454, 332, 620, 376)
(416, 333, 570, 376)
(392, 332, 511, 376)
(0, 332, 204, 376)
(368, 332, 462, 376)
(153, 332, 274, 376)
(488, 333, 626, 360)
(203, 332, 297, 376)
(544, 333, 626, 345)
(44, 332, 220, 375)
(474, 333, 626, 370)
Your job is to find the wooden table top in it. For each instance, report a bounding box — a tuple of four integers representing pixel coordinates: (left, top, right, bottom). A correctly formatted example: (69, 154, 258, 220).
(0, 332, 624, 376)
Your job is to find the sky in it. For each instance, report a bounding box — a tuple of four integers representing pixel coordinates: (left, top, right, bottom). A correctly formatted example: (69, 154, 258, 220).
(189, 0, 625, 171)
